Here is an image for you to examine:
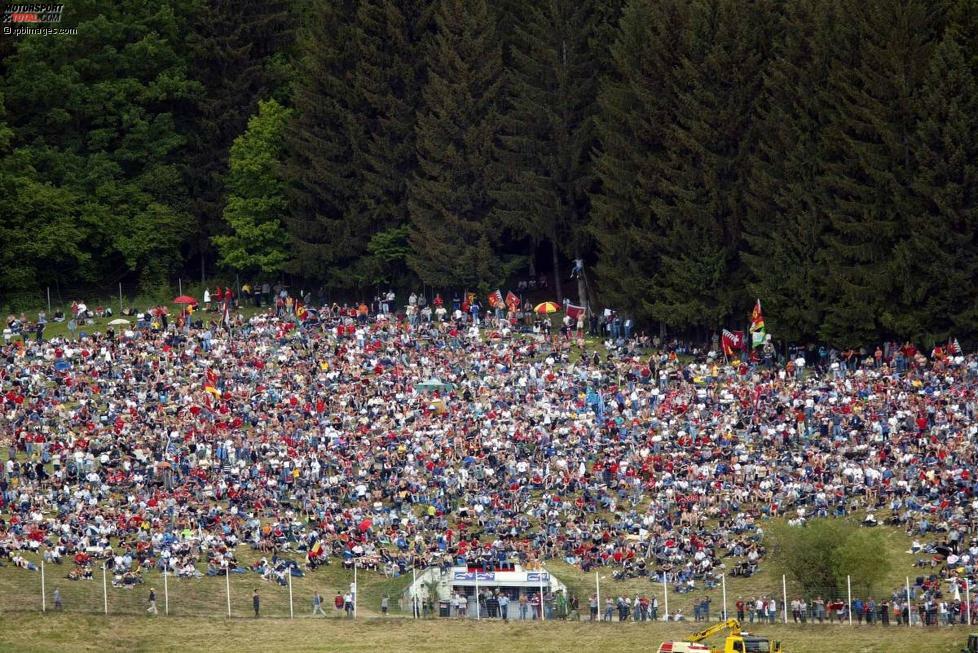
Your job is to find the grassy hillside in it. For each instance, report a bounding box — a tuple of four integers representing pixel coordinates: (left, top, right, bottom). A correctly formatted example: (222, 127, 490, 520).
(0, 524, 969, 653)
(0, 520, 917, 620)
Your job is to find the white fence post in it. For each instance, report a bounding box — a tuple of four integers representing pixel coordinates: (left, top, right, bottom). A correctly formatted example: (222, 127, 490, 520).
(353, 563, 358, 620)
(847, 575, 853, 626)
(721, 574, 727, 620)
(782, 575, 788, 624)
(102, 564, 108, 614)
(412, 567, 418, 619)
(41, 560, 46, 612)
(539, 567, 545, 622)
(475, 571, 481, 620)
(595, 571, 600, 621)
(288, 569, 294, 619)
(906, 577, 913, 627)
(164, 569, 169, 615)
(663, 575, 669, 621)
(226, 570, 231, 618)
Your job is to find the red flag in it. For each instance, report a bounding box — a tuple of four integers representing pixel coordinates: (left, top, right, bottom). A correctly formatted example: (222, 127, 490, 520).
(505, 291, 520, 310)
(487, 289, 503, 308)
(566, 304, 585, 320)
(949, 338, 962, 355)
(721, 329, 744, 358)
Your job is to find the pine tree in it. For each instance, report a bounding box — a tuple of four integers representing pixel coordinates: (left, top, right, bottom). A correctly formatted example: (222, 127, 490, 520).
(646, 0, 775, 331)
(186, 0, 294, 278)
(591, 0, 690, 325)
(284, 0, 364, 286)
(817, 0, 938, 346)
(492, 0, 606, 303)
(894, 35, 978, 344)
(407, 0, 505, 289)
(350, 0, 430, 287)
(742, 0, 841, 343)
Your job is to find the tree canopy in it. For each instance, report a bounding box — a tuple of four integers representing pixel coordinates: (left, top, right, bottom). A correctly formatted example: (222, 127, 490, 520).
(2, 0, 978, 348)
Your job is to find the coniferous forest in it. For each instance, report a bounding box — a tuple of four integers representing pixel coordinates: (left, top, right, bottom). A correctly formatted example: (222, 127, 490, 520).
(2, 0, 978, 347)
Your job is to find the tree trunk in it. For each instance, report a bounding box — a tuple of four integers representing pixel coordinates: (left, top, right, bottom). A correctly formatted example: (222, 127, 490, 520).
(573, 248, 587, 309)
(551, 238, 563, 303)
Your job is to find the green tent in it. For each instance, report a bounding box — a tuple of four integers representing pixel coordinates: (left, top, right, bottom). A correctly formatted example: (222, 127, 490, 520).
(417, 378, 454, 393)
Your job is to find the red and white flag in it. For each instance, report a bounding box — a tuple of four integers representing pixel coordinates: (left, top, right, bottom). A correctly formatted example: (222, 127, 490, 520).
(505, 291, 520, 310)
(566, 304, 586, 320)
(721, 329, 744, 358)
(949, 338, 962, 355)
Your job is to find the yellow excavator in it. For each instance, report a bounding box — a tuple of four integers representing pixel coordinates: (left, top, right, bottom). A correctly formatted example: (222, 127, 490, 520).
(657, 618, 784, 653)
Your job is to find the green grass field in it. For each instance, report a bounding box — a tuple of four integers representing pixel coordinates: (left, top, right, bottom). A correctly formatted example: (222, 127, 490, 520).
(0, 613, 968, 653)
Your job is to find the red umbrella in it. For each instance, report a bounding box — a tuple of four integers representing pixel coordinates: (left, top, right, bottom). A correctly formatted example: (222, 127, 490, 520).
(173, 295, 198, 305)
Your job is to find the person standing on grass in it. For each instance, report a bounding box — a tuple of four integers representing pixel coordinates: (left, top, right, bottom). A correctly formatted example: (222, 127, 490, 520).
(53, 587, 62, 610)
(381, 594, 389, 616)
(312, 591, 326, 617)
(147, 587, 158, 615)
(253, 589, 260, 618)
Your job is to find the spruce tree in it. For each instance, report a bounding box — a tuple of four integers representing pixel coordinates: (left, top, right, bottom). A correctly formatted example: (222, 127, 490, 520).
(407, 0, 505, 289)
(817, 0, 938, 346)
(351, 0, 429, 287)
(895, 35, 978, 344)
(284, 0, 364, 286)
(742, 0, 841, 343)
(186, 0, 294, 278)
(492, 0, 606, 302)
(645, 0, 775, 331)
(591, 0, 690, 325)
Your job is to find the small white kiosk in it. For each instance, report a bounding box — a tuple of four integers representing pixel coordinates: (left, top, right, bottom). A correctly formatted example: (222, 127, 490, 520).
(404, 564, 567, 620)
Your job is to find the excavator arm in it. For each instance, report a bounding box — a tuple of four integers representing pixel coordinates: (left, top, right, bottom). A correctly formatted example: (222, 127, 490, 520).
(687, 618, 743, 643)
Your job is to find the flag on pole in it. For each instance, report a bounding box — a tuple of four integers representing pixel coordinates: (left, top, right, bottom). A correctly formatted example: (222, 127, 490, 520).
(750, 299, 766, 348)
(505, 291, 520, 310)
(722, 330, 744, 358)
(566, 304, 586, 320)
(487, 289, 503, 308)
(949, 338, 962, 355)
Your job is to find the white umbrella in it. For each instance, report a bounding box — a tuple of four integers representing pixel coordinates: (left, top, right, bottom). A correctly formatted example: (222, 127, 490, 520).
(108, 319, 131, 326)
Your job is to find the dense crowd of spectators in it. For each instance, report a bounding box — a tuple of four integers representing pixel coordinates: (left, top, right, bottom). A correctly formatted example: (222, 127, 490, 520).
(0, 293, 976, 624)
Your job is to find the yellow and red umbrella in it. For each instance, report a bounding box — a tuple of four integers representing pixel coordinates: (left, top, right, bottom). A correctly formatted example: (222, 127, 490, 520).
(534, 301, 560, 315)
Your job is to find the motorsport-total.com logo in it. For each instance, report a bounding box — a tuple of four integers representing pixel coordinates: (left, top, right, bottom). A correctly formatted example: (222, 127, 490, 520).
(2, 3, 76, 35)
(2, 3, 64, 23)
